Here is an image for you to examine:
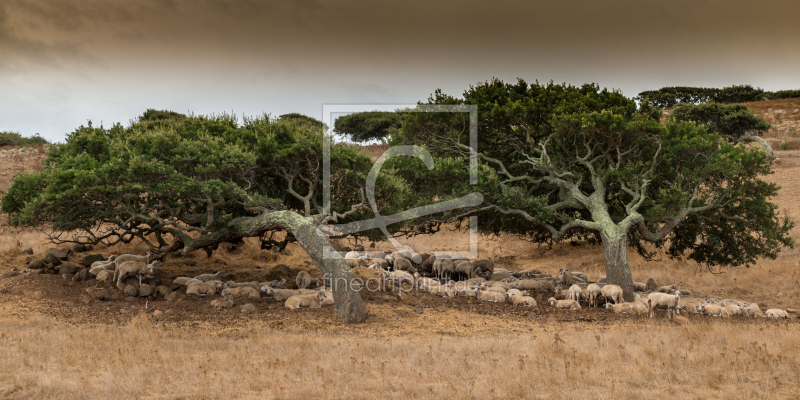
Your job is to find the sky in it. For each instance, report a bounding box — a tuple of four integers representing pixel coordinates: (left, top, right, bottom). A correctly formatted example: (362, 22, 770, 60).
(1, 0, 799, 142)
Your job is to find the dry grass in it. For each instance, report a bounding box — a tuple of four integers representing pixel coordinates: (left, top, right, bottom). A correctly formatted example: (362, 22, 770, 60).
(0, 314, 797, 399)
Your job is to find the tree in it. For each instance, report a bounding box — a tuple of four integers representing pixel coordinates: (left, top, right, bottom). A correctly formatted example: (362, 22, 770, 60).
(2, 113, 405, 323)
(334, 111, 404, 142)
(394, 79, 793, 300)
(669, 103, 774, 157)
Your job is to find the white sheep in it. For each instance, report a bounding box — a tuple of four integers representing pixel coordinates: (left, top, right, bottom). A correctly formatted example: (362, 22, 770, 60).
(567, 284, 583, 303)
(285, 292, 326, 309)
(382, 270, 414, 286)
(696, 304, 730, 317)
(647, 292, 681, 319)
(657, 284, 677, 294)
(225, 281, 260, 291)
(220, 287, 260, 299)
(547, 297, 581, 310)
(587, 284, 602, 307)
(764, 309, 789, 319)
(740, 303, 763, 317)
(476, 290, 505, 302)
(114, 260, 160, 287)
(601, 284, 624, 305)
(196, 271, 227, 282)
(606, 301, 649, 314)
(114, 252, 151, 269)
(271, 289, 302, 301)
(186, 281, 222, 296)
(720, 301, 742, 316)
(507, 292, 536, 306)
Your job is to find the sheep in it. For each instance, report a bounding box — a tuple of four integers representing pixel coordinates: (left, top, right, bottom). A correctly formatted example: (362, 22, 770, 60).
(196, 271, 227, 282)
(648, 292, 681, 319)
(720, 301, 742, 316)
(601, 284, 624, 305)
(285, 291, 327, 309)
(634, 293, 650, 307)
(476, 290, 505, 302)
(481, 285, 507, 295)
(419, 255, 437, 273)
(453, 260, 476, 281)
(764, 309, 789, 319)
(567, 284, 583, 302)
(174, 277, 202, 286)
(295, 271, 313, 289)
(471, 259, 494, 277)
(366, 251, 387, 260)
(393, 258, 417, 274)
(186, 281, 222, 296)
(657, 284, 677, 294)
(677, 297, 706, 312)
(508, 293, 536, 306)
(271, 289, 302, 301)
(344, 251, 361, 260)
(571, 272, 588, 282)
(224, 281, 260, 291)
(645, 277, 658, 292)
(221, 286, 261, 299)
(114, 252, 151, 269)
(345, 258, 367, 268)
(430, 282, 455, 298)
(740, 303, 763, 317)
(606, 301, 649, 314)
(432, 258, 454, 281)
(382, 270, 414, 286)
(547, 297, 581, 310)
(368, 259, 389, 269)
(587, 284, 602, 307)
(114, 260, 160, 288)
(696, 304, 730, 317)
(90, 256, 116, 270)
(598, 275, 607, 284)
(89, 265, 112, 276)
(559, 269, 574, 287)
(632, 282, 647, 292)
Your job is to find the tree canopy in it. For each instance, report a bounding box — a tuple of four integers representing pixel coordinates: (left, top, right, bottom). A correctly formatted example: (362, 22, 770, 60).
(391, 78, 793, 299)
(334, 111, 404, 142)
(1, 110, 408, 322)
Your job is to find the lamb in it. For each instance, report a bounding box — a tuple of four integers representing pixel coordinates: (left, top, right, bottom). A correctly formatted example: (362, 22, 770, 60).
(645, 277, 658, 292)
(114, 260, 160, 287)
(196, 271, 227, 282)
(114, 252, 151, 269)
(657, 284, 677, 294)
(606, 301, 649, 314)
(295, 271, 313, 289)
(567, 284, 583, 302)
(601, 284, 624, 305)
(506, 288, 527, 298)
(507, 293, 536, 306)
(696, 304, 730, 317)
(764, 309, 789, 319)
(587, 284, 602, 307)
(547, 297, 581, 310)
(432, 259, 454, 281)
(285, 291, 327, 309)
(220, 286, 261, 299)
(647, 292, 682, 319)
(476, 290, 505, 302)
(186, 281, 222, 296)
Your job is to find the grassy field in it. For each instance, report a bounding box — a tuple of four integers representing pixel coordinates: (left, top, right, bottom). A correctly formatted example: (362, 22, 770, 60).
(0, 102, 799, 399)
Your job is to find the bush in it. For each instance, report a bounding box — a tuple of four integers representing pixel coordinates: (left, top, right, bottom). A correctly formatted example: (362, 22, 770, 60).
(780, 142, 795, 150)
(638, 85, 800, 108)
(0, 131, 49, 147)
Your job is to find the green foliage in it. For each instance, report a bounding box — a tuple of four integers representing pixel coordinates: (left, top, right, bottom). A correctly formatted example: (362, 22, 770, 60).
(3, 112, 403, 248)
(638, 85, 800, 109)
(277, 113, 324, 129)
(780, 142, 795, 150)
(334, 111, 403, 142)
(0, 131, 50, 147)
(669, 103, 770, 140)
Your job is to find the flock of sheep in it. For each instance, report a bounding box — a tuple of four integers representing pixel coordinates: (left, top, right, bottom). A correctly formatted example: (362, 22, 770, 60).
(87, 249, 791, 319)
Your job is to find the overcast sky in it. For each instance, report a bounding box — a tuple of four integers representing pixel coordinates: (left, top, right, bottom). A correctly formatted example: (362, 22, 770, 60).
(2, 0, 799, 142)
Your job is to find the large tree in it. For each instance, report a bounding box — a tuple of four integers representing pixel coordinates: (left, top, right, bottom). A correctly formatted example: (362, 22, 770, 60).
(2, 112, 406, 322)
(334, 111, 404, 142)
(393, 79, 793, 300)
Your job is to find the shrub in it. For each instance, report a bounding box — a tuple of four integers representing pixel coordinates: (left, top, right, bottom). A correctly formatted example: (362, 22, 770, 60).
(0, 131, 49, 147)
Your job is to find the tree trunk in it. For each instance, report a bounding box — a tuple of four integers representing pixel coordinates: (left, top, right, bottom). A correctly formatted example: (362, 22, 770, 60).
(600, 227, 635, 301)
(159, 210, 368, 323)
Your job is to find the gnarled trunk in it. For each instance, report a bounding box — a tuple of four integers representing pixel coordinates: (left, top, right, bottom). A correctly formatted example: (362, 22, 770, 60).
(157, 210, 368, 323)
(600, 227, 634, 301)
